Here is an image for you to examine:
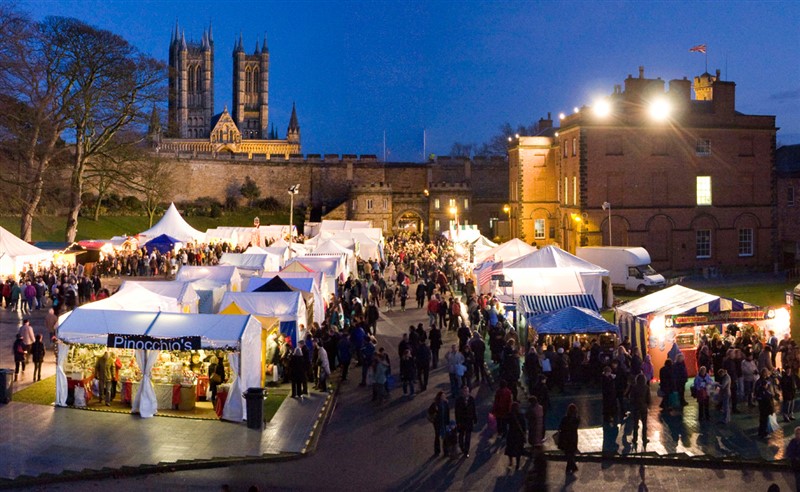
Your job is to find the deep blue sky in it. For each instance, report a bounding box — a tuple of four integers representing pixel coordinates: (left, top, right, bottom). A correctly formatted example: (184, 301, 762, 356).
(16, 0, 800, 161)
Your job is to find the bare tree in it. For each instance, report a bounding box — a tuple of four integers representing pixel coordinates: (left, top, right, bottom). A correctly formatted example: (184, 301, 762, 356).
(40, 16, 164, 242)
(128, 155, 176, 227)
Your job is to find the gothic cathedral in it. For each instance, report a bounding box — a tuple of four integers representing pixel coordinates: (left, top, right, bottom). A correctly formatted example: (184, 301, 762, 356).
(160, 22, 300, 157)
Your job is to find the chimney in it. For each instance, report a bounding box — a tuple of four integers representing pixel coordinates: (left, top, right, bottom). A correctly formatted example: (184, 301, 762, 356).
(638, 66, 645, 79)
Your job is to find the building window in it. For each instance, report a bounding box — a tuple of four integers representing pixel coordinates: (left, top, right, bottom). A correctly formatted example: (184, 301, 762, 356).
(696, 229, 711, 258)
(434, 198, 440, 209)
(557, 179, 560, 202)
(464, 198, 469, 210)
(382, 219, 388, 231)
(696, 176, 712, 205)
(696, 139, 711, 156)
(564, 177, 568, 205)
(738, 228, 754, 257)
(573, 176, 577, 205)
(435, 219, 440, 231)
(448, 198, 456, 208)
(366, 199, 373, 210)
(383, 198, 388, 209)
(788, 186, 795, 207)
(572, 137, 577, 156)
(449, 219, 456, 230)
(563, 141, 568, 157)
(351, 199, 357, 210)
(534, 219, 546, 240)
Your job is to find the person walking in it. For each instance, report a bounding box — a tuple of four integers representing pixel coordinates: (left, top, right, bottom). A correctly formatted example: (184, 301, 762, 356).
(781, 369, 797, 422)
(429, 391, 450, 457)
(290, 347, 309, 398)
(337, 335, 352, 382)
(454, 385, 477, 457)
(317, 343, 331, 393)
(601, 366, 618, 423)
(12, 334, 26, 381)
(742, 352, 758, 407)
(445, 344, 465, 399)
(693, 366, 715, 421)
(429, 324, 442, 369)
(755, 368, 775, 438)
(673, 353, 689, 407)
(18, 319, 35, 364)
(94, 351, 113, 406)
(400, 349, 417, 397)
(784, 426, 800, 492)
(526, 395, 545, 448)
(493, 380, 513, 438)
(505, 401, 527, 470)
(629, 373, 650, 444)
(659, 359, 675, 410)
(30, 334, 46, 382)
(558, 403, 581, 475)
(717, 368, 732, 424)
(415, 340, 432, 391)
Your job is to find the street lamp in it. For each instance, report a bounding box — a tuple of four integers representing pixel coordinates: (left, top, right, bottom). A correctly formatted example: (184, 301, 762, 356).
(502, 204, 511, 239)
(602, 201, 611, 246)
(287, 184, 300, 258)
(449, 205, 458, 239)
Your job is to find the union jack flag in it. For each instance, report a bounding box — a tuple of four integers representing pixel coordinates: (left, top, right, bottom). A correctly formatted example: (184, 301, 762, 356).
(689, 44, 707, 54)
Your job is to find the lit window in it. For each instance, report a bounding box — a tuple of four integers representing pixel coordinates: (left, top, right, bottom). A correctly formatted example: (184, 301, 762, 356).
(563, 141, 568, 157)
(534, 219, 546, 240)
(788, 186, 795, 207)
(564, 177, 568, 205)
(352, 199, 357, 210)
(366, 199, 373, 210)
(435, 219, 441, 231)
(383, 198, 389, 209)
(738, 228, 753, 257)
(434, 198, 440, 209)
(573, 176, 577, 205)
(696, 176, 712, 205)
(464, 199, 469, 210)
(696, 139, 711, 156)
(449, 219, 456, 230)
(696, 229, 711, 258)
(572, 137, 577, 156)
(448, 198, 456, 208)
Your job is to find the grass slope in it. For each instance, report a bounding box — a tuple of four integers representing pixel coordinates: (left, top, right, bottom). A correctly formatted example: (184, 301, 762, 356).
(0, 209, 292, 242)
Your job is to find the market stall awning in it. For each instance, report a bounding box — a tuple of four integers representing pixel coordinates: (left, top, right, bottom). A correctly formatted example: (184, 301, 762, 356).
(519, 293, 599, 317)
(528, 306, 619, 335)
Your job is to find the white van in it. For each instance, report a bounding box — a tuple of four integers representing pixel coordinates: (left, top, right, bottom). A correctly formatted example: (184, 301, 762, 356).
(576, 246, 665, 293)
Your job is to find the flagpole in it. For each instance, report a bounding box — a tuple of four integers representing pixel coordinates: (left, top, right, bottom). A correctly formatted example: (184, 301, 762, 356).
(705, 49, 708, 73)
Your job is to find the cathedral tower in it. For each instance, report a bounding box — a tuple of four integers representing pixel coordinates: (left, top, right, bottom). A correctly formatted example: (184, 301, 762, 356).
(167, 22, 214, 139)
(232, 34, 270, 139)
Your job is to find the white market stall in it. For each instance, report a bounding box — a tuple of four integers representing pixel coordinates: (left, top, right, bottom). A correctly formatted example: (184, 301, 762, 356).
(307, 240, 357, 275)
(176, 265, 242, 292)
(67, 282, 182, 316)
(138, 203, 206, 243)
(0, 226, 53, 278)
(474, 238, 537, 264)
(220, 291, 308, 346)
(247, 275, 324, 325)
(283, 257, 344, 293)
(219, 252, 280, 273)
(119, 280, 200, 313)
(55, 310, 263, 421)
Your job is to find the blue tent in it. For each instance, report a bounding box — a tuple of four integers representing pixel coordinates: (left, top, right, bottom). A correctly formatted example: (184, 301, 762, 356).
(527, 306, 620, 335)
(144, 234, 181, 254)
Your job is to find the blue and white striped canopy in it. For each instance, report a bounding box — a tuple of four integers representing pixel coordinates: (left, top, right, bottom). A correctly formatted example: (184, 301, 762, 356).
(518, 294, 599, 317)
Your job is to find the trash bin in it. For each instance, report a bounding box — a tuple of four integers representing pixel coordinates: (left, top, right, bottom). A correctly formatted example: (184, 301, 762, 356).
(244, 387, 266, 430)
(0, 369, 13, 404)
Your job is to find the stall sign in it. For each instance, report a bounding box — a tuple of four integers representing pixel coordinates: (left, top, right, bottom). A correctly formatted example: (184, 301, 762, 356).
(107, 334, 201, 351)
(669, 310, 765, 326)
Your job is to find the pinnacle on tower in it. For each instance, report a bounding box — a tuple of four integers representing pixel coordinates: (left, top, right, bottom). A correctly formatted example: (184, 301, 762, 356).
(208, 21, 213, 44)
(254, 41, 260, 55)
(172, 20, 179, 46)
(237, 32, 244, 53)
(181, 30, 187, 51)
(262, 33, 268, 53)
(288, 102, 299, 131)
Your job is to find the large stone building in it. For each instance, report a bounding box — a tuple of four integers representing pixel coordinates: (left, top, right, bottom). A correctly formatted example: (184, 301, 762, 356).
(777, 144, 800, 267)
(509, 67, 777, 275)
(153, 25, 509, 237)
(160, 23, 300, 157)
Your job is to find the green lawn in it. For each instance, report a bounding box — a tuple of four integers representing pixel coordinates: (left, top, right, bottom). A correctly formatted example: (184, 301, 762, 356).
(0, 209, 293, 242)
(602, 278, 800, 341)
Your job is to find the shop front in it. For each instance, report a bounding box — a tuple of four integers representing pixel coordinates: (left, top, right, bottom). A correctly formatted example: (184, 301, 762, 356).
(55, 310, 263, 421)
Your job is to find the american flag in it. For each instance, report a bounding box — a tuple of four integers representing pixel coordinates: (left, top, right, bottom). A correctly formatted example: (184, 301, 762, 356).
(689, 44, 707, 54)
(475, 258, 501, 288)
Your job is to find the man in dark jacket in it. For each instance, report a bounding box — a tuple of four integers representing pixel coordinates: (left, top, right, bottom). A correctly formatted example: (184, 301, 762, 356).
(429, 325, 442, 369)
(366, 302, 380, 336)
(470, 333, 488, 384)
(415, 341, 432, 391)
(337, 334, 352, 382)
(455, 385, 478, 457)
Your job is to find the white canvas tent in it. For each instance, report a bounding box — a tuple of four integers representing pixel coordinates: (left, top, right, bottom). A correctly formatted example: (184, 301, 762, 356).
(119, 280, 200, 313)
(0, 226, 52, 278)
(257, 270, 329, 307)
(220, 291, 308, 345)
(471, 235, 498, 257)
(283, 257, 344, 292)
(308, 240, 356, 274)
(138, 203, 206, 243)
(247, 275, 325, 324)
(319, 220, 372, 231)
(64, 282, 182, 317)
(55, 310, 262, 421)
(474, 238, 537, 264)
(219, 252, 280, 273)
(442, 228, 482, 244)
(500, 245, 611, 308)
(205, 228, 240, 247)
(176, 265, 242, 292)
(190, 279, 229, 314)
(259, 225, 296, 243)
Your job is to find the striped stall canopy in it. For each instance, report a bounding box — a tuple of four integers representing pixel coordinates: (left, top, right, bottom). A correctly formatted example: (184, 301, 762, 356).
(519, 294, 599, 318)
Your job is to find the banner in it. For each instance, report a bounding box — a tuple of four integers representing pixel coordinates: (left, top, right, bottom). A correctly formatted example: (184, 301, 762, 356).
(107, 334, 201, 351)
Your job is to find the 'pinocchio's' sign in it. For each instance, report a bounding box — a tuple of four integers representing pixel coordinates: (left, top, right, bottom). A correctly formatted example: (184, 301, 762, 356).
(107, 334, 201, 351)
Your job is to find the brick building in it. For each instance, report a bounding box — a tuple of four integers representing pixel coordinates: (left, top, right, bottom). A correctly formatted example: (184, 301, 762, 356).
(508, 66, 777, 274)
(777, 144, 800, 267)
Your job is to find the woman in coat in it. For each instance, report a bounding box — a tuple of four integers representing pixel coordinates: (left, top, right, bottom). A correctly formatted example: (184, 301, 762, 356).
(429, 391, 450, 457)
(693, 366, 716, 421)
(558, 403, 580, 475)
(290, 347, 309, 398)
(659, 358, 675, 410)
(505, 401, 527, 470)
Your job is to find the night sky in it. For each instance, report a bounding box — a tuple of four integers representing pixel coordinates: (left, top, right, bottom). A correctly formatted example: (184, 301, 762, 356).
(16, 0, 800, 161)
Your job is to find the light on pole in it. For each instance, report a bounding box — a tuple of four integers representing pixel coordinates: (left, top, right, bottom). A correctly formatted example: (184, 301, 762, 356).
(502, 204, 511, 239)
(288, 184, 300, 258)
(602, 201, 611, 246)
